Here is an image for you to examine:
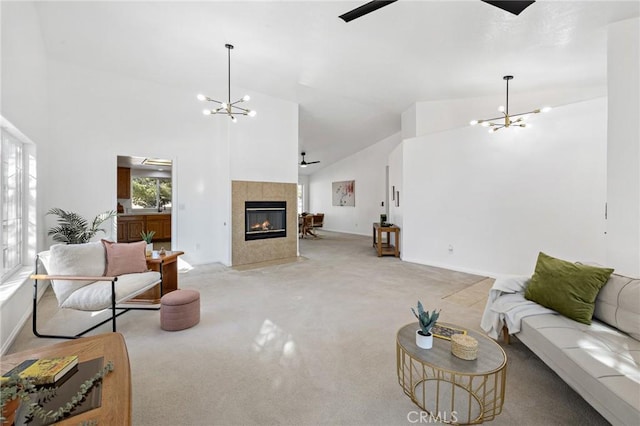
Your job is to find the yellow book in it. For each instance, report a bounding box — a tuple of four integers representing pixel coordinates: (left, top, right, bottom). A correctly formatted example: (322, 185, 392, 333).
(18, 355, 79, 385)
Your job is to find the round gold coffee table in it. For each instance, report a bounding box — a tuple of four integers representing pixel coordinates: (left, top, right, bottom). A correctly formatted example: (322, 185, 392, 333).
(396, 323, 506, 424)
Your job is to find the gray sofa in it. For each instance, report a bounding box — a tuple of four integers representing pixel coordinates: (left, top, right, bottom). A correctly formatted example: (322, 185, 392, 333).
(486, 273, 640, 425)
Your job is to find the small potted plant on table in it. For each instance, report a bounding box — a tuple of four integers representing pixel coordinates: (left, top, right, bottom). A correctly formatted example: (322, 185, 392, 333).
(412, 301, 440, 349)
(141, 230, 156, 256)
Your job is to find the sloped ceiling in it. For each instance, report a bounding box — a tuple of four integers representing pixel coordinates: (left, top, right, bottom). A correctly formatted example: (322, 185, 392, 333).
(32, 1, 639, 173)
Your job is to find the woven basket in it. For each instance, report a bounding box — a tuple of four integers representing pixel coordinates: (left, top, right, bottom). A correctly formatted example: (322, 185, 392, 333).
(451, 334, 478, 360)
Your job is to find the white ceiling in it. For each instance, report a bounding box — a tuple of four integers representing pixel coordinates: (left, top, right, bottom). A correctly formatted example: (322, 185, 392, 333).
(32, 1, 639, 173)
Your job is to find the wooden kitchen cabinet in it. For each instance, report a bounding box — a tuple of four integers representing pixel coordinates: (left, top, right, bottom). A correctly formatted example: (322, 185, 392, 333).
(146, 215, 171, 241)
(117, 167, 131, 199)
(117, 215, 145, 242)
(117, 214, 171, 242)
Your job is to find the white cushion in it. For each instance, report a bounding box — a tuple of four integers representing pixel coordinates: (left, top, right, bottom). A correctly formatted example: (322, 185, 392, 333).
(520, 314, 640, 425)
(62, 271, 161, 310)
(594, 273, 640, 341)
(48, 242, 106, 306)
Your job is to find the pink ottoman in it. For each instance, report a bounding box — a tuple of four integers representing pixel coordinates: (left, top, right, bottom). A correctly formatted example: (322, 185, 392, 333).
(160, 289, 200, 331)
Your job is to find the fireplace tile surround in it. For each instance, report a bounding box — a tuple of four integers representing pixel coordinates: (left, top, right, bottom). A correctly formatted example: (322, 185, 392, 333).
(232, 180, 297, 266)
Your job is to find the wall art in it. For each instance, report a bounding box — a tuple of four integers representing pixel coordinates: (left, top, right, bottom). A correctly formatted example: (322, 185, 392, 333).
(332, 180, 355, 206)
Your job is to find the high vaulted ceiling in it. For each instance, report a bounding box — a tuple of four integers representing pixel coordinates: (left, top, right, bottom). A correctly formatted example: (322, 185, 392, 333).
(31, 1, 639, 173)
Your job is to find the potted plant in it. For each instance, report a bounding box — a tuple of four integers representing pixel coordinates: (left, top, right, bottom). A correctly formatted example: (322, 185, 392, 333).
(411, 301, 440, 349)
(0, 375, 34, 426)
(141, 230, 156, 256)
(47, 208, 116, 244)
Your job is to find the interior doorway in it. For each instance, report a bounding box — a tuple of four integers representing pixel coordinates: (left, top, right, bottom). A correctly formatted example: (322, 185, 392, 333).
(116, 155, 173, 249)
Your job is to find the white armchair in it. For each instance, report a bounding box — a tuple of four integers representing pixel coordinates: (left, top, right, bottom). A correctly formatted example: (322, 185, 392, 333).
(31, 241, 162, 339)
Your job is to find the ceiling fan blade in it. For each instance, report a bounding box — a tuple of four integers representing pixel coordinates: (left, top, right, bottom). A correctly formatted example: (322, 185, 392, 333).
(481, 1, 535, 16)
(339, 0, 398, 23)
(308, 161, 320, 164)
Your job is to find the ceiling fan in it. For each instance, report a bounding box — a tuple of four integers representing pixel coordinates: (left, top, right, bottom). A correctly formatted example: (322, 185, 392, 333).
(299, 152, 320, 168)
(339, 0, 535, 22)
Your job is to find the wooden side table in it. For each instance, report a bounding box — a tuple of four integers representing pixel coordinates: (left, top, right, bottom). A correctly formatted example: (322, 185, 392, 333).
(372, 222, 400, 257)
(129, 251, 184, 304)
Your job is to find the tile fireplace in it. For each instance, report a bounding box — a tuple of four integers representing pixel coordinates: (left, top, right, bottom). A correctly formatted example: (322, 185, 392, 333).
(232, 180, 297, 266)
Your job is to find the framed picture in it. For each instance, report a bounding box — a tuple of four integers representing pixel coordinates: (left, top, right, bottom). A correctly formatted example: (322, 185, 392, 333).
(332, 180, 355, 206)
(432, 324, 467, 340)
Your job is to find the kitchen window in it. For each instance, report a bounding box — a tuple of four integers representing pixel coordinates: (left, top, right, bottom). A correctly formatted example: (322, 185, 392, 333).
(132, 177, 172, 210)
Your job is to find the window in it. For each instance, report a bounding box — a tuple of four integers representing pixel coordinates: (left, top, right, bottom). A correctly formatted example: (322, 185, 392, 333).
(1, 118, 36, 281)
(132, 177, 172, 209)
(297, 184, 304, 214)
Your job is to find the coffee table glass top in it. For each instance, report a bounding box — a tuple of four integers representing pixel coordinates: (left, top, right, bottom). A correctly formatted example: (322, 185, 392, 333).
(397, 322, 506, 374)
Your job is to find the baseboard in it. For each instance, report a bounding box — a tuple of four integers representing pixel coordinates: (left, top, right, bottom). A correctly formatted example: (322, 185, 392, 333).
(401, 257, 498, 279)
(0, 280, 48, 355)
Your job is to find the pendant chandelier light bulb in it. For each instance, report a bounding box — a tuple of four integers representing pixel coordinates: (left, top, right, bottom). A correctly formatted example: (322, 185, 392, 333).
(471, 75, 550, 133)
(197, 43, 256, 122)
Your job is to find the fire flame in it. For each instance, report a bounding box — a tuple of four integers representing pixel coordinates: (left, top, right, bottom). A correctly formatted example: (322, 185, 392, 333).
(251, 220, 272, 231)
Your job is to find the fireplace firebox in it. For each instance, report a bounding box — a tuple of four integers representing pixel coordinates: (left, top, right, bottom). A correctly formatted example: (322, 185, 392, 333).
(245, 201, 287, 241)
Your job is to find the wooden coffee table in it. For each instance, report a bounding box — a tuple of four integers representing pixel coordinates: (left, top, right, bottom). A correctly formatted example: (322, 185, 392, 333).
(1, 333, 131, 425)
(397, 323, 507, 424)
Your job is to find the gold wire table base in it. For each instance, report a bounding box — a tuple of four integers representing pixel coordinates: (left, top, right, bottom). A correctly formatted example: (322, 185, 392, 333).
(396, 324, 507, 425)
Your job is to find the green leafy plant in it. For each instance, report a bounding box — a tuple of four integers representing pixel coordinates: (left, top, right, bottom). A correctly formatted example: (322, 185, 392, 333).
(412, 301, 440, 336)
(140, 230, 156, 244)
(47, 208, 116, 244)
(1, 361, 113, 424)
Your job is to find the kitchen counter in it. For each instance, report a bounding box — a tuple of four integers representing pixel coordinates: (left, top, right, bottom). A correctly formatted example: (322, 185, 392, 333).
(118, 211, 171, 216)
(117, 213, 171, 242)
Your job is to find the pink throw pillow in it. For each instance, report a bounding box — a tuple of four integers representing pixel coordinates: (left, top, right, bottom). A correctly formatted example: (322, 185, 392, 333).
(101, 240, 148, 276)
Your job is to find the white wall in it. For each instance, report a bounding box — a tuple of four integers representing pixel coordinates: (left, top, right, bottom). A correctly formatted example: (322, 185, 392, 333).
(308, 132, 401, 235)
(401, 104, 417, 139)
(230, 94, 298, 184)
(0, 1, 48, 143)
(402, 98, 608, 277)
(42, 59, 228, 265)
(606, 17, 640, 277)
(41, 60, 298, 267)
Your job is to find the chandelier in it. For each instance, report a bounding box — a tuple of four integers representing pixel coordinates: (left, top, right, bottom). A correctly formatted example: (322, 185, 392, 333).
(470, 76, 550, 133)
(197, 44, 256, 123)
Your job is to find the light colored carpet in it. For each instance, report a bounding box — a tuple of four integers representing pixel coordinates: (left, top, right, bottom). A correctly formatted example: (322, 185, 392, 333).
(8, 231, 607, 425)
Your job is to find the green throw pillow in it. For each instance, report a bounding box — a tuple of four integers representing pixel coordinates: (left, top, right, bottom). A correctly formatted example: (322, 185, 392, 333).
(524, 252, 614, 325)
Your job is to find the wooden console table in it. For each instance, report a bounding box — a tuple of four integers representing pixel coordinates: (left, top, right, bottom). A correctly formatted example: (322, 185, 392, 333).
(130, 250, 184, 304)
(373, 222, 400, 257)
(0, 333, 131, 425)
